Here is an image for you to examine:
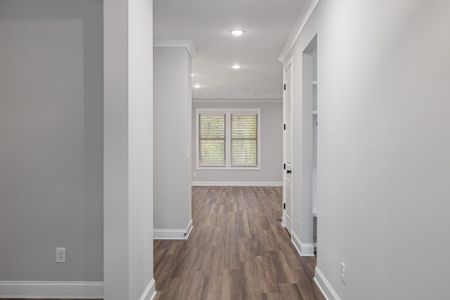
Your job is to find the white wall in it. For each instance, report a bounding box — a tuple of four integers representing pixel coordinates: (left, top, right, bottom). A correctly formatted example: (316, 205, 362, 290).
(192, 100, 283, 184)
(154, 47, 192, 232)
(0, 0, 103, 282)
(104, 0, 154, 299)
(284, 0, 450, 299)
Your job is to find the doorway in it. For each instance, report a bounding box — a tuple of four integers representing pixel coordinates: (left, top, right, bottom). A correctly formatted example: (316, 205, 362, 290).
(303, 35, 318, 254)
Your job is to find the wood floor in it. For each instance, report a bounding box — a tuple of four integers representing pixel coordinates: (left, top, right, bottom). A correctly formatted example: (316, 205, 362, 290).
(154, 186, 324, 300)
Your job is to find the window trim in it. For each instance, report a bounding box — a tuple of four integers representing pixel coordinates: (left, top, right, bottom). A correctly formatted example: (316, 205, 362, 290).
(196, 108, 261, 170)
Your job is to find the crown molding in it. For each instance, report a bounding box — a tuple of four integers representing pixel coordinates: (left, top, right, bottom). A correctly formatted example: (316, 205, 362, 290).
(278, 0, 321, 63)
(154, 40, 197, 58)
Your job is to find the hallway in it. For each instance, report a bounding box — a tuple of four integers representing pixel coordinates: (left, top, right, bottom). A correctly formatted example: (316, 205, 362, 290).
(154, 187, 324, 299)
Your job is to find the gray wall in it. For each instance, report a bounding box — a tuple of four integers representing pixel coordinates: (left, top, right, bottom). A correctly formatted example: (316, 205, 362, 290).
(285, 0, 450, 298)
(192, 101, 283, 183)
(0, 0, 103, 281)
(154, 47, 192, 230)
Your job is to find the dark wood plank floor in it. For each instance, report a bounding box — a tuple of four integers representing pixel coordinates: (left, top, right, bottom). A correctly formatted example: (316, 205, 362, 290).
(154, 186, 324, 300)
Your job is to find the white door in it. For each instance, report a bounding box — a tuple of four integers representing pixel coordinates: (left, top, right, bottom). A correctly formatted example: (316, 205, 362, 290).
(283, 61, 294, 235)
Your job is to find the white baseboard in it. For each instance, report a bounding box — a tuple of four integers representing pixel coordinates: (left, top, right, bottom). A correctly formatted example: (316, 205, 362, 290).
(154, 219, 193, 240)
(139, 278, 156, 300)
(291, 231, 315, 257)
(284, 213, 292, 233)
(281, 211, 286, 228)
(185, 219, 194, 239)
(191, 181, 283, 187)
(314, 267, 341, 300)
(0, 281, 103, 299)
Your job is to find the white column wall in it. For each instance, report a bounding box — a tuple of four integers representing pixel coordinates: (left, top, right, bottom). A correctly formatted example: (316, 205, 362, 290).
(154, 46, 192, 235)
(104, 0, 154, 299)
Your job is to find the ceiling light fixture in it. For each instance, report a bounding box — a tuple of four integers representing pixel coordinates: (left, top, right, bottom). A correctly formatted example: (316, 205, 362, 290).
(230, 29, 245, 37)
(231, 64, 242, 70)
(194, 84, 201, 89)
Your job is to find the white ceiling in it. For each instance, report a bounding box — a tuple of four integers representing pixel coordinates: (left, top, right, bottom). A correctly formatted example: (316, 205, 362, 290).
(154, 0, 308, 100)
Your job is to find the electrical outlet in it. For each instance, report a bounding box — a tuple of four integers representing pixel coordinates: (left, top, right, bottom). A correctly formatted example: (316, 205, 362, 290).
(56, 248, 66, 263)
(341, 262, 346, 285)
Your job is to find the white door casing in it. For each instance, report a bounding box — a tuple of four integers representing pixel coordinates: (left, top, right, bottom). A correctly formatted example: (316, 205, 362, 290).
(282, 58, 294, 235)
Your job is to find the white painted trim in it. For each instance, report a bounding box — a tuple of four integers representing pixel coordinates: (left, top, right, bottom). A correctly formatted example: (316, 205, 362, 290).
(193, 98, 282, 103)
(291, 231, 315, 257)
(0, 281, 103, 299)
(185, 219, 194, 239)
(139, 278, 156, 300)
(154, 40, 197, 58)
(196, 108, 261, 170)
(154, 219, 193, 240)
(154, 229, 186, 240)
(284, 213, 292, 235)
(195, 167, 261, 170)
(192, 181, 282, 187)
(282, 57, 295, 236)
(314, 267, 341, 300)
(278, 0, 321, 63)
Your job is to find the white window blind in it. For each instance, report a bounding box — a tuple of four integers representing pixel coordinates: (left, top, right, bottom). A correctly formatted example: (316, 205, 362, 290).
(198, 113, 226, 167)
(197, 109, 260, 169)
(231, 113, 258, 167)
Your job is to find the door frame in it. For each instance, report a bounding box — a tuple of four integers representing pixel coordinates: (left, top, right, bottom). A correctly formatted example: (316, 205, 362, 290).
(282, 56, 294, 235)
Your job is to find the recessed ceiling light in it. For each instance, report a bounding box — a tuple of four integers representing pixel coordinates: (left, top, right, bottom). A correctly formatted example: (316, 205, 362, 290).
(194, 84, 201, 89)
(230, 29, 245, 37)
(191, 73, 195, 77)
(231, 64, 241, 70)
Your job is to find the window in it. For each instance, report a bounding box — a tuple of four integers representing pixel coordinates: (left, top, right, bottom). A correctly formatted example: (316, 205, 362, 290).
(197, 109, 260, 169)
(231, 113, 258, 167)
(198, 113, 226, 167)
